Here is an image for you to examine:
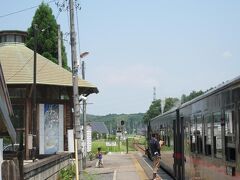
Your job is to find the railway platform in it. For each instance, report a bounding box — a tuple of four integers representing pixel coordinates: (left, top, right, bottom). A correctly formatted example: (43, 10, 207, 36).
(84, 151, 173, 180)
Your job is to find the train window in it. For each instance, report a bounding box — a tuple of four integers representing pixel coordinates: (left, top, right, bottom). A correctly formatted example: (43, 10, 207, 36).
(196, 116, 203, 154)
(223, 91, 231, 105)
(169, 123, 174, 147)
(225, 111, 234, 135)
(225, 110, 236, 162)
(190, 116, 196, 152)
(204, 115, 212, 156)
(213, 112, 223, 159)
(166, 125, 170, 147)
(160, 124, 165, 140)
(184, 120, 192, 156)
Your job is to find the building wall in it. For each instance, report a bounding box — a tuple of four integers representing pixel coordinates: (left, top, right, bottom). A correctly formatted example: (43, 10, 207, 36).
(8, 85, 74, 159)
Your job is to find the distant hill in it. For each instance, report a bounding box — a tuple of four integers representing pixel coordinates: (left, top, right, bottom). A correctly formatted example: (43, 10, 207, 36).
(86, 113, 145, 134)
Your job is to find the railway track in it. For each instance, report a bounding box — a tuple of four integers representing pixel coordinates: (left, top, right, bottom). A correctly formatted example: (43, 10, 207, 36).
(134, 142, 145, 154)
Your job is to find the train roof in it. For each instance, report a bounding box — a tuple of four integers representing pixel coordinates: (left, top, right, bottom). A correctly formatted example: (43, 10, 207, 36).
(150, 107, 178, 122)
(149, 75, 240, 123)
(180, 75, 240, 109)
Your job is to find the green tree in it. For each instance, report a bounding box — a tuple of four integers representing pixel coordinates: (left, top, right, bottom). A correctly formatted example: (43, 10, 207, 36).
(163, 97, 180, 112)
(26, 2, 69, 70)
(181, 90, 204, 104)
(143, 99, 161, 123)
(86, 113, 145, 135)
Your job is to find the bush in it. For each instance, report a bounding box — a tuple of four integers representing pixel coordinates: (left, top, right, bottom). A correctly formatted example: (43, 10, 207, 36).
(59, 164, 75, 180)
(107, 134, 116, 140)
(88, 152, 95, 161)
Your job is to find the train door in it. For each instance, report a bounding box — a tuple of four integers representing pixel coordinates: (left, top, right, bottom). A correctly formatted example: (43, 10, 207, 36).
(174, 110, 185, 180)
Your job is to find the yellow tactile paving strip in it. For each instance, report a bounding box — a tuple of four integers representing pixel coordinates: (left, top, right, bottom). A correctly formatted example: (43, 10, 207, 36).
(131, 154, 149, 180)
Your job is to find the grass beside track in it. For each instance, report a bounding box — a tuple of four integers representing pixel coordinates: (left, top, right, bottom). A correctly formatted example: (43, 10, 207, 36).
(91, 138, 135, 154)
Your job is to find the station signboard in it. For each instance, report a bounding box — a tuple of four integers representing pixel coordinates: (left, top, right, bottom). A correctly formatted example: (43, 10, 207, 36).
(106, 141, 117, 146)
(86, 125, 92, 152)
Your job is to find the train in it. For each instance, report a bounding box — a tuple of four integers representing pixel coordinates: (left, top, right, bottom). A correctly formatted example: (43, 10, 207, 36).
(146, 75, 240, 180)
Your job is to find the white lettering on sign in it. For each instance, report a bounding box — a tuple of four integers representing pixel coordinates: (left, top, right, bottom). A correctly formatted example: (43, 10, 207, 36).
(106, 142, 117, 147)
(86, 125, 92, 153)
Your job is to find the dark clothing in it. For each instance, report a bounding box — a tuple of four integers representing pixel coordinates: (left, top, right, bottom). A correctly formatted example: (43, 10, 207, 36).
(98, 152, 102, 160)
(150, 137, 160, 156)
(97, 151, 103, 167)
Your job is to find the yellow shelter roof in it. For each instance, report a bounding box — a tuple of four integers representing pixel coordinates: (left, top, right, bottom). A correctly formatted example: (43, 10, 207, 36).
(0, 43, 98, 93)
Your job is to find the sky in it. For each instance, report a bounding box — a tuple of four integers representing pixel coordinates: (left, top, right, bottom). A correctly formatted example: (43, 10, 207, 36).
(1, 0, 240, 115)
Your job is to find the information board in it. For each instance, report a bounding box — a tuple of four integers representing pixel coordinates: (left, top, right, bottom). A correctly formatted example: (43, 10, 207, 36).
(106, 141, 117, 147)
(86, 125, 92, 153)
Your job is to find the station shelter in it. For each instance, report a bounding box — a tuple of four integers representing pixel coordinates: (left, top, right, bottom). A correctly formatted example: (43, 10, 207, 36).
(0, 30, 99, 159)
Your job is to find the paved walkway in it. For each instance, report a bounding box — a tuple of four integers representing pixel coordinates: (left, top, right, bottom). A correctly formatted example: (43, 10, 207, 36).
(84, 152, 148, 180)
(84, 152, 173, 180)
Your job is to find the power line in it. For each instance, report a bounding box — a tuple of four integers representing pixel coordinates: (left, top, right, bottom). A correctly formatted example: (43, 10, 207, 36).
(55, 10, 61, 20)
(37, 61, 49, 73)
(67, 8, 71, 39)
(7, 55, 34, 81)
(75, 3, 81, 59)
(0, 0, 56, 18)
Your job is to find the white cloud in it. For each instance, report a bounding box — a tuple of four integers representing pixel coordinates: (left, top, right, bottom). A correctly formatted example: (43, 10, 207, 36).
(223, 51, 233, 58)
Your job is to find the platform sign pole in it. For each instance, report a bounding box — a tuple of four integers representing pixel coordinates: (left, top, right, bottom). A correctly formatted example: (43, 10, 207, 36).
(75, 139, 79, 180)
(126, 138, 128, 154)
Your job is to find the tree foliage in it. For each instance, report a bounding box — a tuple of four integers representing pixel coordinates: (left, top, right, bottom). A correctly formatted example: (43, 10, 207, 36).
(26, 3, 69, 70)
(86, 113, 145, 135)
(143, 99, 161, 123)
(181, 90, 204, 104)
(163, 97, 180, 113)
(143, 90, 204, 123)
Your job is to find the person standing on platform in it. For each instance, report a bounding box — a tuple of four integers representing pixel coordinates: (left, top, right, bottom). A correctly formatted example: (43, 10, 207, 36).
(96, 147, 103, 168)
(150, 134, 161, 180)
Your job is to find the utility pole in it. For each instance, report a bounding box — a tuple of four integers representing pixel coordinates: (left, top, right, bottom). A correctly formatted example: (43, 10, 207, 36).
(58, 24, 62, 66)
(153, 86, 156, 101)
(69, 0, 82, 178)
(32, 24, 37, 160)
(82, 61, 87, 169)
(81, 60, 87, 169)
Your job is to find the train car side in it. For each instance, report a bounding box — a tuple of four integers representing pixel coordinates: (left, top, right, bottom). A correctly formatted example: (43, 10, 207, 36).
(180, 79, 240, 180)
(147, 109, 177, 177)
(147, 75, 240, 180)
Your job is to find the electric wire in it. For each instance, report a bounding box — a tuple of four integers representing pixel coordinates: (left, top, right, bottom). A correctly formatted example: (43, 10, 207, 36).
(7, 55, 34, 81)
(37, 60, 49, 73)
(0, 0, 56, 18)
(75, 3, 81, 57)
(55, 10, 61, 20)
(75, 0, 83, 77)
(2, 0, 72, 77)
(66, 7, 71, 42)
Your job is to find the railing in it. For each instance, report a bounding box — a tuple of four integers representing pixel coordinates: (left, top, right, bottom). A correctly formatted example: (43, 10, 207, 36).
(24, 152, 72, 180)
